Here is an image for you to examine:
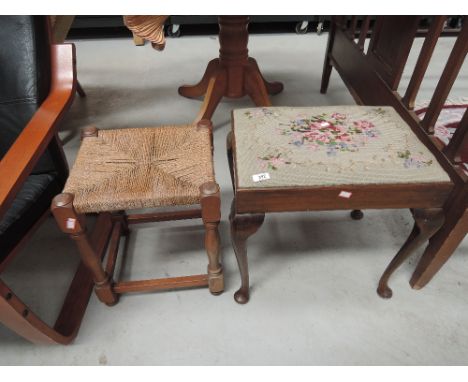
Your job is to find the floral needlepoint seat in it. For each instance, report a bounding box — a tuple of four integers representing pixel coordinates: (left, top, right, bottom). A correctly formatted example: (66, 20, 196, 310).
(228, 106, 455, 304)
(233, 106, 450, 188)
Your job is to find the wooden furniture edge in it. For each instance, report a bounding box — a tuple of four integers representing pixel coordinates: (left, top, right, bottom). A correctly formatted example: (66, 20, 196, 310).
(0, 43, 77, 217)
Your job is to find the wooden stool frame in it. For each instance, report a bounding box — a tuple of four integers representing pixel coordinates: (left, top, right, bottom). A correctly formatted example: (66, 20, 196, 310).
(51, 125, 224, 307)
(227, 112, 455, 303)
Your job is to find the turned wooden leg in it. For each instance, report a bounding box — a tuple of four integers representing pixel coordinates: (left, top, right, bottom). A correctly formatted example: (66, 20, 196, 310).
(247, 58, 284, 95)
(410, 209, 468, 289)
(194, 70, 227, 123)
(81, 125, 98, 140)
(351, 209, 364, 220)
(377, 208, 444, 299)
(200, 182, 224, 295)
(179, 59, 220, 99)
(229, 201, 265, 304)
(115, 210, 130, 237)
(51, 193, 118, 306)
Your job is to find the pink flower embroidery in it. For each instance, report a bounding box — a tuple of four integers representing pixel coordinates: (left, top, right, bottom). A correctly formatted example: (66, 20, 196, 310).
(304, 131, 319, 139)
(270, 157, 285, 167)
(340, 134, 352, 142)
(258, 151, 292, 170)
(316, 135, 330, 143)
(280, 112, 380, 155)
(331, 112, 346, 120)
(353, 120, 375, 129)
(310, 122, 324, 130)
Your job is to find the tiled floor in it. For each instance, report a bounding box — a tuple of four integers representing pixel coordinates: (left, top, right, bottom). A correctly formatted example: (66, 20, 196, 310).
(1, 31, 467, 365)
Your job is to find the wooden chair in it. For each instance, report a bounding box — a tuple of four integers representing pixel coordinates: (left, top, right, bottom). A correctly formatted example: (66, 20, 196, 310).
(51, 120, 224, 306)
(227, 105, 456, 303)
(320, 15, 467, 291)
(409, 42, 467, 288)
(0, 16, 93, 344)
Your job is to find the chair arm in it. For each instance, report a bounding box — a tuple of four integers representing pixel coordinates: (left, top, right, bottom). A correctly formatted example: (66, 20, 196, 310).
(0, 43, 76, 218)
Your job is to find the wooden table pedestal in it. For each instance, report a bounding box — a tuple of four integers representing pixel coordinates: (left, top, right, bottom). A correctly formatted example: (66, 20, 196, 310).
(179, 16, 284, 122)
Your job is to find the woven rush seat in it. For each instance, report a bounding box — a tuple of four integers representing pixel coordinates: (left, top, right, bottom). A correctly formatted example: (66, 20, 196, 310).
(232, 106, 450, 189)
(52, 120, 223, 307)
(64, 124, 215, 213)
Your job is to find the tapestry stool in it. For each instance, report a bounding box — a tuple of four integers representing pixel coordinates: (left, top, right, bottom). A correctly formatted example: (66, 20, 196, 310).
(227, 106, 454, 303)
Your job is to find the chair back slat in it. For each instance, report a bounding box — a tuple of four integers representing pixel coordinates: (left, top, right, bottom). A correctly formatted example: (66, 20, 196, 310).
(357, 16, 371, 51)
(442, 107, 468, 164)
(349, 16, 358, 39)
(402, 16, 447, 110)
(421, 19, 468, 133)
(366, 16, 421, 90)
(336, 15, 346, 30)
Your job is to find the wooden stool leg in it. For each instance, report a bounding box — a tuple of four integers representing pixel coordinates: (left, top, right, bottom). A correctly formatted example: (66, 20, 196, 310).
(229, 201, 265, 304)
(200, 182, 224, 295)
(51, 193, 118, 306)
(377, 208, 444, 299)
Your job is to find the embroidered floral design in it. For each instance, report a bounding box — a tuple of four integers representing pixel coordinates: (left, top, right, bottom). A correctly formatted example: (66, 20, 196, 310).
(241, 108, 441, 174)
(397, 150, 433, 168)
(258, 151, 292, 170)
(279, 112, 380, 156)
(245, 108, 279, 119)
(416, 103, 467, 166)
(372, 107, 387, 116)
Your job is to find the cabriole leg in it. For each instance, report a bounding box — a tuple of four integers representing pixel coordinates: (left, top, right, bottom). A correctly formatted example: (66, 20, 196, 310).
(377, 208, 444, 299)
(229, 201, 265, 304)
